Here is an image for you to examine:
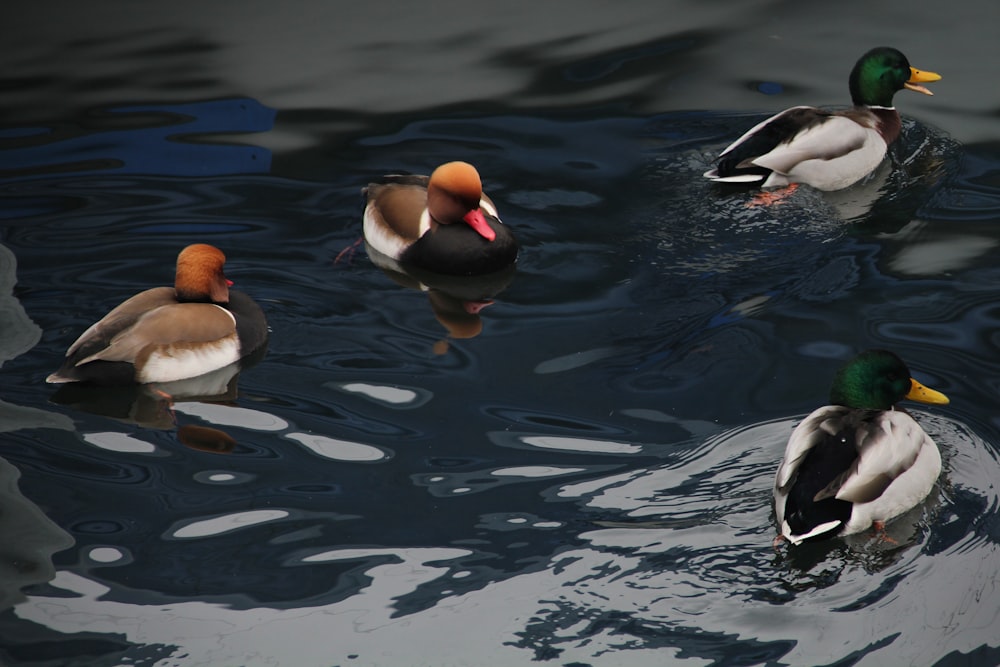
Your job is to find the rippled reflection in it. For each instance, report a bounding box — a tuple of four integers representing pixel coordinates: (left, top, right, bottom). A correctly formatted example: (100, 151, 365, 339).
(171, 509, 291, 539)
(333, 381, 433, 408)
(12, 413, 997, 666)
(285, 432, 389, 462)
(0, 455, 74, 612)
(50, 360, 254, 429)
(0, 99, 275, 182)
(365, 242, 518, 354)
(512, 415, 1000, 664)
(1, 73, 998, 666)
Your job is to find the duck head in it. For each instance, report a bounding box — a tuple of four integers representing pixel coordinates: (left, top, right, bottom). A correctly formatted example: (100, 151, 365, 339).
(426, 161, 497, 242)
(175, 243, 231, 304)
(849, 47, 941, 107)
(829, 349, 950, 410)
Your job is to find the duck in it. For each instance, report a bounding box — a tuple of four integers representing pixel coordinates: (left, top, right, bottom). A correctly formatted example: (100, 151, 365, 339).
(46, 244, 268, 385)
(704, 47, 941, 191)
(363, 161, 519, 276)
(773, 349, 950, 545)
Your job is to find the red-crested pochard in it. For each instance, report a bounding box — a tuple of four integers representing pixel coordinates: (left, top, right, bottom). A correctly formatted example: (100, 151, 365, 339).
(47, 244, 268, 385)
(363, 161, 519, 276)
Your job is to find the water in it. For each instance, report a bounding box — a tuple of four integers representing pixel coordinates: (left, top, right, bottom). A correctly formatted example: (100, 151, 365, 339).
(2, 1, 1000, 665)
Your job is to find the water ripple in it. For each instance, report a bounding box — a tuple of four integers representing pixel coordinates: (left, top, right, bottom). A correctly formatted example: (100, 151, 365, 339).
(506, 413, 1000, 664)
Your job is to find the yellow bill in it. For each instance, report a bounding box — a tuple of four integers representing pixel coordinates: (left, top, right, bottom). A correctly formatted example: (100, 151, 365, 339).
(906, 378, 950, 405)
(905, 66, 942, 95)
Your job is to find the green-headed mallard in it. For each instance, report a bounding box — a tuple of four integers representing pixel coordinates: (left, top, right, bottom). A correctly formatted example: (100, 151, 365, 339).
(705, 47, 941, 191)
(774, 349, 950, 545)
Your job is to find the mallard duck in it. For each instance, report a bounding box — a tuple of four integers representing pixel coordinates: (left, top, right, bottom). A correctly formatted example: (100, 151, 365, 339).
(363, 161, 519, 276)
(47, 244, 268, 385)
(774, 350, 950, 545)
(704, 47, 941, 191)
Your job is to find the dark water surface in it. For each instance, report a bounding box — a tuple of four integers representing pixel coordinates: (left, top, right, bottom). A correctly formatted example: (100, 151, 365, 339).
(2, 2, 1000, 666)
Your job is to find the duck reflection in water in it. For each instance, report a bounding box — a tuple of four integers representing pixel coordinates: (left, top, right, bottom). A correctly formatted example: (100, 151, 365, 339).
(365, 244, 516, 354)
(50, 343, 266, 453)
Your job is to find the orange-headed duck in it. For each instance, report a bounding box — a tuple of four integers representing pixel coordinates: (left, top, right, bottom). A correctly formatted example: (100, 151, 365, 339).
(363, 161, 519, 276)
(47, 244, 268, 385)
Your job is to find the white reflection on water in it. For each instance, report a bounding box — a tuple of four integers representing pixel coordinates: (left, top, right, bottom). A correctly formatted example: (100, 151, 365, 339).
(303, 546, 468, 563)
(17, 547, 549, 667)
(520, 435, 643, 454)
(82, 431, 158, 454)
(333, 381, 432, 408)
(13, 415, 999, 666)
(170, 510, 291, 539)
(192, 470, 257, 485)
(285, 433, 389, 462)
(881, 218, 998, 276)
(491, 465, 586, 477)
(173, 402, 289, 431)
(171, 398, 394, 462)
(87, 547, 126, 564)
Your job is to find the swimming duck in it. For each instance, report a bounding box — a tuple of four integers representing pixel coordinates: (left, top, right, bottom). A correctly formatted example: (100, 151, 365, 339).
(363, 161, 519, 276)
(774, 349, 950, 545)
(47, 244, 268, 385)
(704, 47, 941, 191)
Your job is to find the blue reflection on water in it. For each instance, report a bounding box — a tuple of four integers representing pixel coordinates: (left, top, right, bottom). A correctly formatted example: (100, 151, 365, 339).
(0, 98, 274, 182)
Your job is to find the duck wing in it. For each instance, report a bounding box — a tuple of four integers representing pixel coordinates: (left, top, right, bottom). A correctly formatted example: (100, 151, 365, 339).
(775, 405, 852, 490)
(775, 405, 857, 542)
(363, 178, 431, 258)
(76, 302, 237, 366)
(816, 410, 928, 504)
(707, 107, 878, 188)
(750, 114, 873, 175)
(706, 107, 825, 181)
(65, 287, 177, 358)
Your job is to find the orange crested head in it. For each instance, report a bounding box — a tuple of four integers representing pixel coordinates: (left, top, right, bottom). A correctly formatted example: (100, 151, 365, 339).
(175, 243, 230, 303)
(427, 162, 495, 241)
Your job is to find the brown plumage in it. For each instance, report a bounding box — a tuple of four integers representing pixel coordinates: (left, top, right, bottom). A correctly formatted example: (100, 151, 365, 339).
(47, 244, 268, 385)
(363, 161, 519, 276)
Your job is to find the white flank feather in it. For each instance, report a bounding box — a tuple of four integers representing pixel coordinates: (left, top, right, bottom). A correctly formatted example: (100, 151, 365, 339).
(136, 335, 241, 384)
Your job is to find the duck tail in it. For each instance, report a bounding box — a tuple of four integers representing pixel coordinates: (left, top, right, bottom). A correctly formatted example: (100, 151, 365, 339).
(783, 519, 843, 546)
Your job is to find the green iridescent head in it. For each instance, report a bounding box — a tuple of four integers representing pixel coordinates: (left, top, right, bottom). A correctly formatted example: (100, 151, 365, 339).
(829, 349, 949, 410)
(848, 47, 940, 107)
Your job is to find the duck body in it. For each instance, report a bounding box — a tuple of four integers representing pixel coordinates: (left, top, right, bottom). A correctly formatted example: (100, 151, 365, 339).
(708, 106, 900, 191)
(773, 350, 949, 545)
(363, 162, 518, 276)
(47, 244, 268, 386)
(775, 405, 942, 543)
(705, 47, 940, 191)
